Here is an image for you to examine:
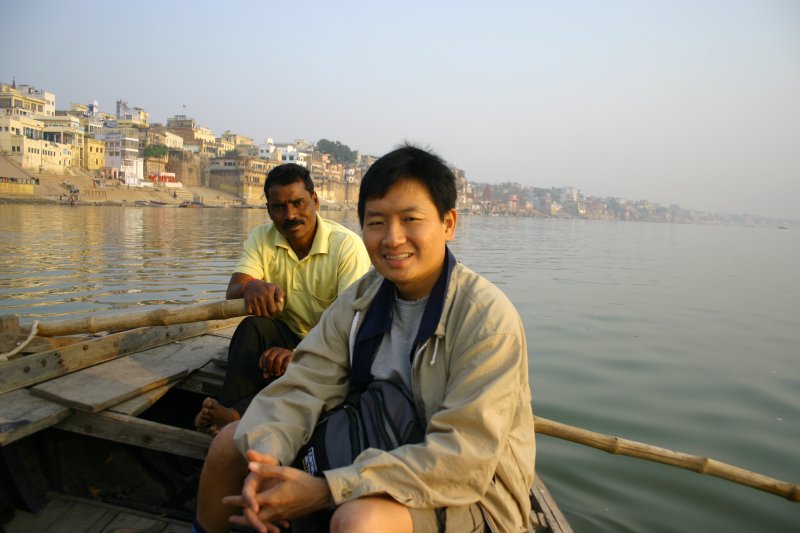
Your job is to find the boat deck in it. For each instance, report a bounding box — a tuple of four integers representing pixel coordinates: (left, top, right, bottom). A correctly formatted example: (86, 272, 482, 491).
(6, 494, 191, 533)
(1, 318, 571, 532)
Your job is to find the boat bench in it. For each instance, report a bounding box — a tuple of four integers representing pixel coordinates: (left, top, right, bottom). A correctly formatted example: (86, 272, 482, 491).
(0, 320, 240, 457)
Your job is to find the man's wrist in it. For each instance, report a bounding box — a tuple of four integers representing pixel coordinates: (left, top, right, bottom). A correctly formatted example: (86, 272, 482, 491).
(241, 278, 259, 294)
(314, 475, 336, 511)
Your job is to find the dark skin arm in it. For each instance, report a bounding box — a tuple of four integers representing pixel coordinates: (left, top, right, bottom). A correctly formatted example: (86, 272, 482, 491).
(227, 273, 293, 377)
(227, 272, 285, 317)
(223, 450, 331, 533)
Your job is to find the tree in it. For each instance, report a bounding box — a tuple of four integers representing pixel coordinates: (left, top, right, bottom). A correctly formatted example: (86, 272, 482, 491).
(143, 144, 169, 159)
(316, 139, 356, 164)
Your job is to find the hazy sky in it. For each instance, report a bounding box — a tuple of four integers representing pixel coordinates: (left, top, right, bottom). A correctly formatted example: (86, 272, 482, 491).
(4, 0, 798, 219)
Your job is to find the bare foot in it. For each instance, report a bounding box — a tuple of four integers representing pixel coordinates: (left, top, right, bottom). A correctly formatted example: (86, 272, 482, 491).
(194, 397, 241, 435)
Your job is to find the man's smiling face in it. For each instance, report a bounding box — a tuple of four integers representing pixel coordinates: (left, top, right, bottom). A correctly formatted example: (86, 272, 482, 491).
(361, 178, 457, 300)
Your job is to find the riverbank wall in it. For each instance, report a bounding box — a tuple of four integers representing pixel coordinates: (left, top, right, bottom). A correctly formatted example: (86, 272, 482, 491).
(0, 156, 242, 207)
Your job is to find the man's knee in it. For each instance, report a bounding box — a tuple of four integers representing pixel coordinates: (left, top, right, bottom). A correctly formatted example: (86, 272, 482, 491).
(330, 500, 375, 533)
(206, 421, 245, 470)
(238, 315, 277, 338)
(330, 497, 413, 533)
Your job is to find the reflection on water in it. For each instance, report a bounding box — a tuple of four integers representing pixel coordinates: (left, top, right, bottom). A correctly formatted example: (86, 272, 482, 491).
(2, 205, 799, 531)
(0, 205, 362, 318)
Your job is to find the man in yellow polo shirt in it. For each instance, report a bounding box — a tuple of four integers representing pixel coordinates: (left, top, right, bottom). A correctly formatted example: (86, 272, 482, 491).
(195, 163, 370, 434)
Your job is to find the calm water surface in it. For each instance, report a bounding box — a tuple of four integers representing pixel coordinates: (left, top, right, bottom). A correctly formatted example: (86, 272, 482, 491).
(2, 204, 798, 532)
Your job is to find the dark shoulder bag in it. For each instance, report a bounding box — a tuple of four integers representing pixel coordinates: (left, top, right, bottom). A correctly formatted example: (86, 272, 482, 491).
(291, 379, 425, 476)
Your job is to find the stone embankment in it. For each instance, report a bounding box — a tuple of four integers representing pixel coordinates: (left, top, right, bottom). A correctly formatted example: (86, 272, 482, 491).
(0, 157, 241, 207)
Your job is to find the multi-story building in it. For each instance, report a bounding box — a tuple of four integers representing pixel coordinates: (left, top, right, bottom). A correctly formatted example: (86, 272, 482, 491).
(305, 151, 349, 205)
(0, 115, 72, 172)
(235, 144, 260, 158)
(207, 156, 280, 204)
(61, 102, 109, 137)
(451, 166, 473, 211)
(258, 138, 276, 160)
(118, 158, 144, 186)
(0, 83, 49, 117)
(214, 136, 235, 155)
(116, 100, 149, 129)
(343, 164, 361, 206)
(290, 139, 315, 152)
(39, 115, 85, 168)
(356, 153, 377, 177)
(166, 149, 204, 187)
(220, 130, 253, 147)
(84, 137, 105, 169)
(147, 126, 184, 150)
(16, 84, 56, 116)
(281, 146, 306, 166)
(98, 131, 142, 184)
(259, 138, 306, 161)
(66, 101, 115, 124)
(166, 115, 216, 155)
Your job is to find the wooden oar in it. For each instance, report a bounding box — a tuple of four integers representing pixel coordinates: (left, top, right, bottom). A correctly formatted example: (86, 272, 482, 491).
(534, 415, 800, 502)
(20, 298, 249, 337)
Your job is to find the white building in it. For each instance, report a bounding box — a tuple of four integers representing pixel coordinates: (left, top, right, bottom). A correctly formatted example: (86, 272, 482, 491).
(119, 158, 144, 186)
(98, 131, 143, 185)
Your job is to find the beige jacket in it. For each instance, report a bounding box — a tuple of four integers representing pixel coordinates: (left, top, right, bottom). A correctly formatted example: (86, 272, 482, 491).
(235, 262, 536, 532)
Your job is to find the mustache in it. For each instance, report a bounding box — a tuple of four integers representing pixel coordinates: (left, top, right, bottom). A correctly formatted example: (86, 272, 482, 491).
(281, 219, 303, 229)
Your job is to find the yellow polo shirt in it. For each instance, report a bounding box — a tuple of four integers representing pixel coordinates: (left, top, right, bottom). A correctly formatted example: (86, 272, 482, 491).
(234, 214, 370, 338)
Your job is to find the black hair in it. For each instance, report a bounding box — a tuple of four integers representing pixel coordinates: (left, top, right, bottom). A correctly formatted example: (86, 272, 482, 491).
(358, 144, 457, 225)
(264, 163, 314, 201)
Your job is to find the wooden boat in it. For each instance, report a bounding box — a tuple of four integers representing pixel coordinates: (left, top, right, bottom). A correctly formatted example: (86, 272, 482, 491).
(0, 303, 572, 533)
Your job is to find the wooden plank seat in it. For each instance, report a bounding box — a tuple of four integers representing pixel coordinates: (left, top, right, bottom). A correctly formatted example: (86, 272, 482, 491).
(29, 334, 230, 412)
(1, 323, 237, 454)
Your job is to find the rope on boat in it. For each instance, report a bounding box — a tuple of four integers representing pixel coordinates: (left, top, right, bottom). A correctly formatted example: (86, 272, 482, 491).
(0, 320, 38, 361)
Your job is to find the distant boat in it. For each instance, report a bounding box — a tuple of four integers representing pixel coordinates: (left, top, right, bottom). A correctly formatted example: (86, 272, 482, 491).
(179, 201, 204, 208)
(135, 200, 149, 206)
(777, 225, 789, 230)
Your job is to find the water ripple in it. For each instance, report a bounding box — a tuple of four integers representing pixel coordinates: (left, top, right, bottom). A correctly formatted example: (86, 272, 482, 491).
(2, 207, 799, 532)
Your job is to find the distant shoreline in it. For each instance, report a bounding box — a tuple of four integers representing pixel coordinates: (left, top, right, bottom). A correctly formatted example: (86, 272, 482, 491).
(2, 195, 795, 229)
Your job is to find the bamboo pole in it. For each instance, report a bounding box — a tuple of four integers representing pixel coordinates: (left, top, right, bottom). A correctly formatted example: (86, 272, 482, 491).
(23, 299, 248, 337)
(534, 415, 800, 502)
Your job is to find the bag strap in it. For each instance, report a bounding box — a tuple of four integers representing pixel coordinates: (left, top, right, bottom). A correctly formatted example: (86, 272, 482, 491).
(350, 247, 457, 392)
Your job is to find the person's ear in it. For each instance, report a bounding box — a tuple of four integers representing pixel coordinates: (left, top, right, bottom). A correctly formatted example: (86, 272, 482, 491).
(444, 209, 458, 240)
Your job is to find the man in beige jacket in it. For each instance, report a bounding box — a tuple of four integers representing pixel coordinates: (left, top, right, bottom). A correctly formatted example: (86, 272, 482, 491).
(194, 145, 535, 533)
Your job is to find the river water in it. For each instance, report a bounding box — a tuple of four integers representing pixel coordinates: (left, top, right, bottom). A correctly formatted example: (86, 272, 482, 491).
(1, 204, 798, 531)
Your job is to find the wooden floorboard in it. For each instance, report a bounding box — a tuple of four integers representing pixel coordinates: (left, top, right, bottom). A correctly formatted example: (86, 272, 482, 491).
(102, 511, 171, 532)
(5, 494, 191, 533)
(0, 388, 72, 445)
(109, 384, 174, 416)
(6, 497, 113, 533)
(206, 325, 238, 339)
(31, 335, 230, 412)
(0, 319, 241, 396)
